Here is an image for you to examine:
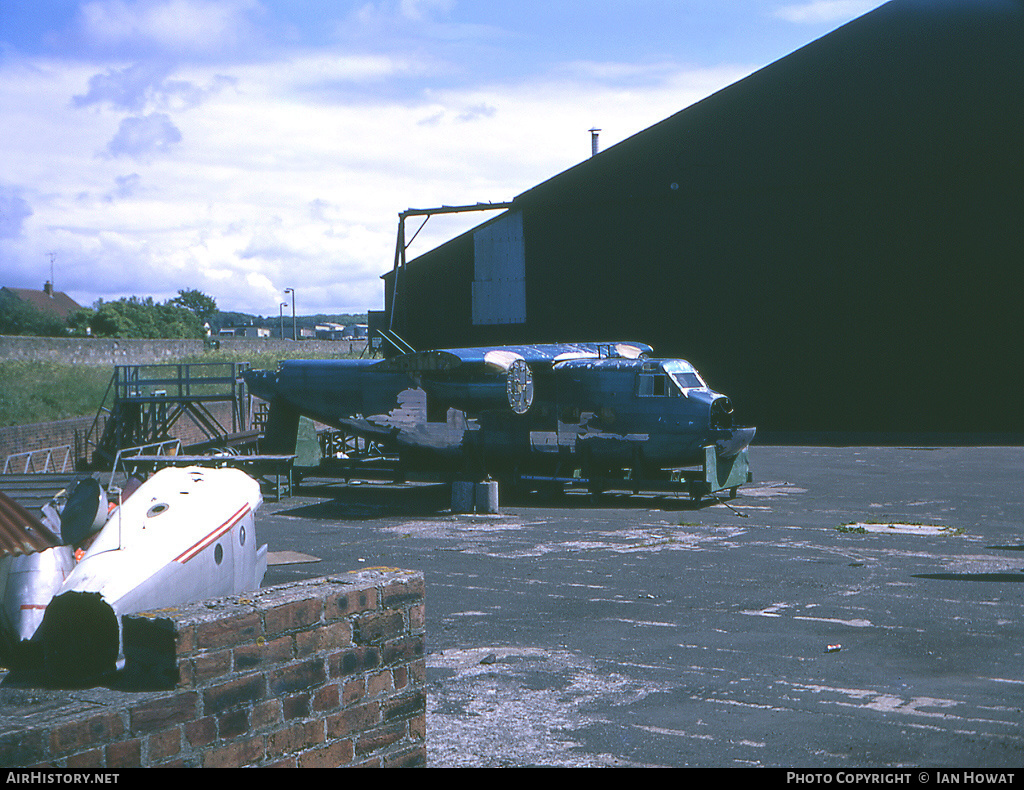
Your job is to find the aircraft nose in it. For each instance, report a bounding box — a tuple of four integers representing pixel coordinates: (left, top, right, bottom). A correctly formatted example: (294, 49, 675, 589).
(709, 396, 735, 429)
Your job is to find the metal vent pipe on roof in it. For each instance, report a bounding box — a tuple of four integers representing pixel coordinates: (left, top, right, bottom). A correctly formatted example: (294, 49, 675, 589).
(589, 128, 600, 157)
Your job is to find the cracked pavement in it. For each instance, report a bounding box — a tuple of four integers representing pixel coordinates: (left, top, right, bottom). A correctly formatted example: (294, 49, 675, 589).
(259, 446, 1024, 767)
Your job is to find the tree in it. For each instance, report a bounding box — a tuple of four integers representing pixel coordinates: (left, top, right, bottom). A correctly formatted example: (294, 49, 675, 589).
(65, 307, 94, 336)
(0, 289, 67, 336)
(171, 289, 218, 327)
(70, 297, 204, 339)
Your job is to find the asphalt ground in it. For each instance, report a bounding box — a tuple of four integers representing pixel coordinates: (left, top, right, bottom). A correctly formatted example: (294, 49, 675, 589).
(256, 446, 1024, 768)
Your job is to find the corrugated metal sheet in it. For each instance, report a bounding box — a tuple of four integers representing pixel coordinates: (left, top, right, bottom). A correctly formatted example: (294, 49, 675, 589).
(472, 211, 525, 326)
(0, 491, 62, 557)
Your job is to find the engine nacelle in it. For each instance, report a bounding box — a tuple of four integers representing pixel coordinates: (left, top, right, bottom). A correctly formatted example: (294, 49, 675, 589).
(421, 360, 534, 415)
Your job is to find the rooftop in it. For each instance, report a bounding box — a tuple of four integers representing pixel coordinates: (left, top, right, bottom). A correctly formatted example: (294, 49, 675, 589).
(2, 284, 81, 321)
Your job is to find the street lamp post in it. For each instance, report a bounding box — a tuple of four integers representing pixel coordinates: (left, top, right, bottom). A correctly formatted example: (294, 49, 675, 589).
(284, 288, 296, 340)
(280, 302, 288, 339)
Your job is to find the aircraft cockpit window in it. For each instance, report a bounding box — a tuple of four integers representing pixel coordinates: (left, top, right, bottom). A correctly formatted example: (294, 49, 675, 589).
(661, 361, 706, 391)
(671, 371, 704, 390)
(637, 372, 678, 397)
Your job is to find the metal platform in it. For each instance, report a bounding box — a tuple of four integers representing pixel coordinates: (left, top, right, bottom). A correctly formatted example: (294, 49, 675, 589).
(83, 362, 252, 469)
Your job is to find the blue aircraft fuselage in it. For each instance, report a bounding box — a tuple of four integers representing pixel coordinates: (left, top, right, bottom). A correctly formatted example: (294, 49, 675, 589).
(243, 342, 754, 478)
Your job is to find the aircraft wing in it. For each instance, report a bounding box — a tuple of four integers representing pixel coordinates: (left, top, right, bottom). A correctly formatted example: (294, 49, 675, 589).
(373, 342, 652, 374)
(371, 342, 653, 415)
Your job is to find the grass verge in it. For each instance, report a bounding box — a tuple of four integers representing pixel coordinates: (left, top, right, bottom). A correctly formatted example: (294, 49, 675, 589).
(0, 347, 363, 427)
(0, 361, 113, 426)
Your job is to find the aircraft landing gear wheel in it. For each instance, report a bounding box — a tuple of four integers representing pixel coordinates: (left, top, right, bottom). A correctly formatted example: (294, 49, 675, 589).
(729, 486, 738, 498)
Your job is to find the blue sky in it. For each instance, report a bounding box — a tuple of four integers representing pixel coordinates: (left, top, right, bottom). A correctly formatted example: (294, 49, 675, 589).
(0, 0, 887, 316)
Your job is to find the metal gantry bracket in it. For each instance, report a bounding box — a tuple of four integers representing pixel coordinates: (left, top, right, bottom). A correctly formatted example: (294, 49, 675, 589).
(387, 201, 515, 333)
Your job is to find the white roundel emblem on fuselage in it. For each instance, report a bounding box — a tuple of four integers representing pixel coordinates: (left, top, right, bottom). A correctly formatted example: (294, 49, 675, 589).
(506, 359, 534, 414)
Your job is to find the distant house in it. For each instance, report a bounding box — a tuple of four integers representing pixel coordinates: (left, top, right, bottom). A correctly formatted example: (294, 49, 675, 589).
(315, 323, 346, 340)
(1, 282, 81, 321)
(219, 325, 270, 338)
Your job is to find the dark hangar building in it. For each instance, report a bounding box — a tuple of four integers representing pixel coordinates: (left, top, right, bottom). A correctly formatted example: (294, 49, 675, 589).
(381, 0, 1024, 438)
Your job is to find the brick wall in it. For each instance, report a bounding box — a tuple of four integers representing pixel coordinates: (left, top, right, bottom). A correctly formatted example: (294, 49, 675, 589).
(0, 403, 243, 469)
(0, 416, 94, 471)
(0, 570, 427, 768)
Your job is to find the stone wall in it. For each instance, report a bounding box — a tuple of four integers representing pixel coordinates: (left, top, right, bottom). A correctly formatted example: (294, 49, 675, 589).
(0, 570, 426, 768)
(0, 335, 366, 366)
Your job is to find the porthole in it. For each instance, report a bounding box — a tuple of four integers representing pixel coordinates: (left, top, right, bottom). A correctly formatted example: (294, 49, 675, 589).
(146, 503, 169, 518)
(239, 525, 246, 546)
(214, 544, 224, 564)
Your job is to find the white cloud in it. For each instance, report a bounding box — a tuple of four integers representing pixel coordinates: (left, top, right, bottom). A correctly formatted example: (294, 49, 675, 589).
(352, 0, 455, 26)
(0, 50, 754, 314)
(0, 185, 34, 240)
(106, 173, 142, 201)
(104, 112, 183, 159)
(73, 61, 233, 112)
(78, 0, 264, 55)
(260, 51, 429, 102)
(73, 61, 173, 111)
(398, 0, 456, 22)
(342, 0, 499, 54)
(772, 1, 883, 25)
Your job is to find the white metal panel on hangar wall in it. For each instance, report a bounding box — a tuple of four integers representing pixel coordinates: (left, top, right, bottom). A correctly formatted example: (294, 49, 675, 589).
(472, 211, 526, 325)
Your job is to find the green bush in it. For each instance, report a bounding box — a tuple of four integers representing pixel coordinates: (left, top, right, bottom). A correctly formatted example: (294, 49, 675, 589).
(0, 290, 67, 337)
(69, 297, 204, 339)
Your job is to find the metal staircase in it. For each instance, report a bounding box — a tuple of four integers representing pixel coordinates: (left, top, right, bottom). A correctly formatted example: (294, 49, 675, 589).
(82, 363, 252, 469)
